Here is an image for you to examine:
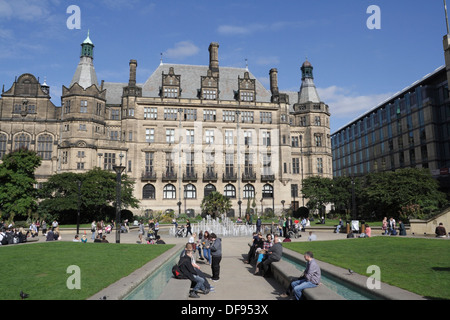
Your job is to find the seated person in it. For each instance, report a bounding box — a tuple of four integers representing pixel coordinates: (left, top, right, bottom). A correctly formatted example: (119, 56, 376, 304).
(254, 234, 273, 274)
(155, 235, 166, 244)
(435, 223, 447, 238)
(256, 235, 283, 277)
(335, 219, 344, 233)
(281, 251, 321, 300)
(178, 243, 210, 298)
(283, 234, 292, 242)
(46, 229, 55, 241)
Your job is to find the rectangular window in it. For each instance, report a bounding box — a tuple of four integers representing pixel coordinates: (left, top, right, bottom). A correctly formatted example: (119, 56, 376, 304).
(104, 153, 116, 170)
(292, 158, 300, 174)
(262, 131, 271, 146)
(128, 108, 135, 117)
(244, 130, 252, 146)
(62, 151, 68, 164)
(77, 151, 85, 158)
(145, 152, 154, 173)
(205, 130, 214, 144)
(241, 111, 254, 123)
(77, 162, 85, 170)
(240, 91, 254, 102)
(186, 129, 194, 144)
(166, 129, 175, 143)
(292, 136, 299, 147)
(165, 152, 174, 174)
(317, 158, 323, 173)
(225, 153, 234, 175)
(225, 130, 233, 145)
(64, 100, 71, 114)
(144, 107, 158, 120)
(203, 109, 216, 121)
(203, 89, 217, 100)
(315, 116, 321, 126)
(184, 109, 197, 121)
(223, 110, 236, 122)
(146, 128, 155, 143)
(164, 108, 178, 120)
(96, 103, 102, 116)
(80, 100, 88, 113)
(164, 87, 178, 98)
(79, 124, 87, 131)
(111, 109, 120, 120)
(110, 131, 119, 141)
(260, 112, 272, 124)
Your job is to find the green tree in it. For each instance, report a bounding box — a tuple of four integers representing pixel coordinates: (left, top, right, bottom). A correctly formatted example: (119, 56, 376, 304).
(301, 176, 333, 215)
(200, 191, 231, 219)
(39, 168, 139, 223)
(361, 168, 447, 219)
(0, 149, 42, 221)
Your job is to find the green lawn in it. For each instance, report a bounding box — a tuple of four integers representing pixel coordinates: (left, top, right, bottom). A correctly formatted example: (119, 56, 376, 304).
(282, 237, 450, 300)
(0, 242, 174, 300)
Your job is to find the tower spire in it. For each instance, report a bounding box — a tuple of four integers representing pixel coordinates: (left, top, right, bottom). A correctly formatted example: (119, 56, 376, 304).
(445, 0, 450, 34)
(70, 31, 98, 89)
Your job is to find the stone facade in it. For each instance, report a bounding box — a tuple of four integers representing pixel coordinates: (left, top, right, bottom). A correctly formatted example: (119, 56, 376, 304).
(0, 35, 332, 217)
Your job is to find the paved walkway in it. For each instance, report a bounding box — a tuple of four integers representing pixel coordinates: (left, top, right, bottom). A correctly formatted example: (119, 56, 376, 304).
(60, 227, 349, 300)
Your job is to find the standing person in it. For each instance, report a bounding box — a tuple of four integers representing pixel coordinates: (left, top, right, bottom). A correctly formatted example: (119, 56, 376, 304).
(91, 220, 96, 241)
(154, 220, 160, 238)
(389, 217, 397, 235)
(278, 217, 284, 236)
(41, 220, 47, 236)
(186, 219, 192, 237)
(96, 221, 103, 239)
(202, 231, 212, 265)
(398, 220, 407, 236)
(280, 251, 321, 300)
(210, 233, 222, 282)
(256, 216, 262, 233)
(382, 217, 388, 235)
(138, 220, 145, 243)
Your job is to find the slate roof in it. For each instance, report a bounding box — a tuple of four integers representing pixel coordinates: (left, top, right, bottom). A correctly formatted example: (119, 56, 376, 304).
(102, 63, 274, 105)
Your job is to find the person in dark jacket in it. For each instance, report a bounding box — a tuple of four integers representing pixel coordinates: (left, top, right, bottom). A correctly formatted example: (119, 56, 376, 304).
(210, 233, 222, 281)
(178, 243, 208, 298)
(258, 235, 283, 277)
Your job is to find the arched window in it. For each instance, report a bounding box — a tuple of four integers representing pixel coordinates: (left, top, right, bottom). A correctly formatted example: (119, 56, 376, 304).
(143, 184, 156, 199)
(37, 134, 53, 160)
(224, 184, 236, 199)
(14, 133, 30, 151)
(204, 184, 216, 197)
(262, 184, 273, 198)
(163, 184, 176, 199)
(184, 184, 196, 199)
(0, 133, 7, 159)
(243, 184, 255, 199)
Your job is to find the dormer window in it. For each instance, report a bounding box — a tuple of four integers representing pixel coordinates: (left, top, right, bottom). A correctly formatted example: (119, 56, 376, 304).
(237, 72, 256, 102)
(201, 69, 218, 100)
(161, 67, 181, 99)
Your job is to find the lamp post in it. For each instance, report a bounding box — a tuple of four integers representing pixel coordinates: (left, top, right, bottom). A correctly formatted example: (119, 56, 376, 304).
(76, 180, 82, 235)
(351, 176, 356, 220)
(113, 153, 126, 243)
(236, 110, 241, 217)
(300, 135, 305, 207)
(178, 108, 183, 216)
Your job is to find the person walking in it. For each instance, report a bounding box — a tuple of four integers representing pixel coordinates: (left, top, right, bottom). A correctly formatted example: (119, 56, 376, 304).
(210, 233, 222, 282)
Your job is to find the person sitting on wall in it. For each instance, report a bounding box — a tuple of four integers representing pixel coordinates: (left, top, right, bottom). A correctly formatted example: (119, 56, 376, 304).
(435, 223, 447, 238)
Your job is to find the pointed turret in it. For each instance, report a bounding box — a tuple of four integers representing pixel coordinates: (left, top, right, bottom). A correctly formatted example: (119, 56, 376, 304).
(70, 30, 98, 89)
(298, 59, 320, 104)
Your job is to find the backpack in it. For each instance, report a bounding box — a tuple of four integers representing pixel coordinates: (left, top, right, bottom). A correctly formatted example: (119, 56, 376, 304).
(172, 264, 188, 279)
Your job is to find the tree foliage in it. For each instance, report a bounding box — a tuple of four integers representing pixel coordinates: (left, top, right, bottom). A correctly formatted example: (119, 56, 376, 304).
(200, 191, 231, 219)
(38, 167, 139, 223)
(0, 149, 42, 221)
(301, 176, 333, 215)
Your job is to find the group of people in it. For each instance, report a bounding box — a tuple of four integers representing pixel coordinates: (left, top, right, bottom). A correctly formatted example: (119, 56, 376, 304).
(381, 217, 407, 236)
(137, 219, 162, 244)
(174, 232, 222, 298)
(244, 232, 283, 277)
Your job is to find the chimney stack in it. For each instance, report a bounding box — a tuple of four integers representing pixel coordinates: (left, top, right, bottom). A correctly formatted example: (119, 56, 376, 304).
(209, 42, 219, 78)
(129, 59, 137, 86)
(269, 68, 279, 95)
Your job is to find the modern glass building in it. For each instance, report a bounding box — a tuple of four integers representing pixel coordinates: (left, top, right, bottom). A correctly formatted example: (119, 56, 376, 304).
(331, 64, 450, 190)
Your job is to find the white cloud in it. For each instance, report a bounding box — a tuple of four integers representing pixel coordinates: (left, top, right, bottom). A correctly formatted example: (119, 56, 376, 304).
(0, 0, 52, 21)
(255, 56, 280, 66)
(164, 41, 200, 60)
(317, 85, 394, 120)
(217, 24, 265, 35)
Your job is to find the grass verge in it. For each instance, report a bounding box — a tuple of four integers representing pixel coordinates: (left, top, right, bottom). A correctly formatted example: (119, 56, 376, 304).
(282, 237, 450, 300)
(0, 242, 174, 300)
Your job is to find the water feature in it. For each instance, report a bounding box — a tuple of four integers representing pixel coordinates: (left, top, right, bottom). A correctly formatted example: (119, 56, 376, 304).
(123, 249, 181, 300)
(282, 255, 382, 300)
(169, 215, 256, 237)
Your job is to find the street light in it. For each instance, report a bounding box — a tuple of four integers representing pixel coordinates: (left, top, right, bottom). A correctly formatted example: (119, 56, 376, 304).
(113, 153, 126, 243)
(236, 110, 241, 217)
(76, 180, 82, 235)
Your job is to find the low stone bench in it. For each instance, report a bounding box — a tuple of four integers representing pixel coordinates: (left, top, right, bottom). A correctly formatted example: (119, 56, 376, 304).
(271, 259, 345, 300)
(158, 277, 192, 300)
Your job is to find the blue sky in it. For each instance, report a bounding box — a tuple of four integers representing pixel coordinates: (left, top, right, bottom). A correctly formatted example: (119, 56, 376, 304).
(0, 0, 447, 133)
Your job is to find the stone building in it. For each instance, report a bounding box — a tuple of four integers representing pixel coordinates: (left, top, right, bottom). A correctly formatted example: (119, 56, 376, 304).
(0, 33, 332, 217)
